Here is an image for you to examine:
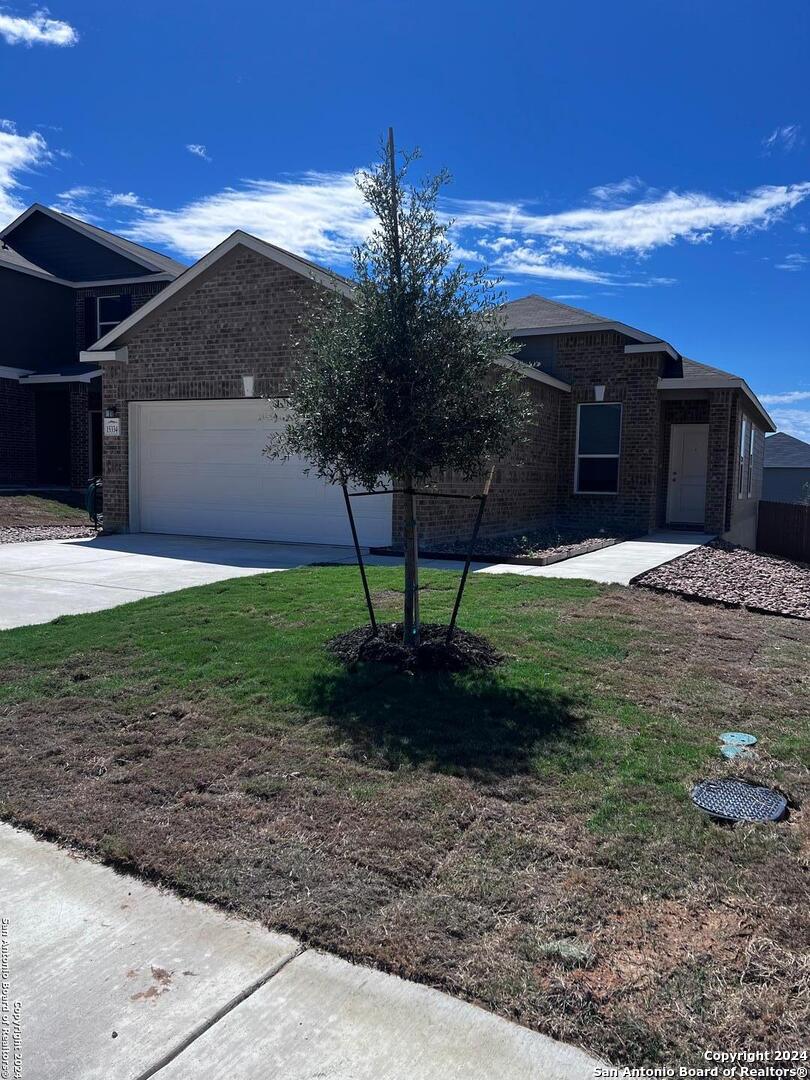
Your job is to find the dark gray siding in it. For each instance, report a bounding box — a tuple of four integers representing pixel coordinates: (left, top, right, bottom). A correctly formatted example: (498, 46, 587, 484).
(763, 467, 810, 504)
(8, 214, 152, 281)
(0, 266, 75, 371)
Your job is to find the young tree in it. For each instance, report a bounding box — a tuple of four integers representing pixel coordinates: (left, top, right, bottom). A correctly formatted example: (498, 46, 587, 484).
(271, 131, 531, 646)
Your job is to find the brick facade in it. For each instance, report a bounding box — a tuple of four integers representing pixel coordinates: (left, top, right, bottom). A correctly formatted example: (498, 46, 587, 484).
(101, 246, 319, 530)
(96, 244, 766, 548)
(0, 377, 36, 485)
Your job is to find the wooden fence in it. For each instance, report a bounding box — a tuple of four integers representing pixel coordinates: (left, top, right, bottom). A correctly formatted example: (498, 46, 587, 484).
(756, 500, 810, 563)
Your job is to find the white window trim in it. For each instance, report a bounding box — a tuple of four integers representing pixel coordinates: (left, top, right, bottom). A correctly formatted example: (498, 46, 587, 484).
(738, 416, 756, 499)
(747, 422, 756, 498)
(574, 402, 623, 495)
(97, 294, 122, 340)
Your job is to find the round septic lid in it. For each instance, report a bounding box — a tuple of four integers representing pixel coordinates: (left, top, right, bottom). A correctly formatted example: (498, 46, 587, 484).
(720, 732, 757, 746)
(692, 779, 786, 823)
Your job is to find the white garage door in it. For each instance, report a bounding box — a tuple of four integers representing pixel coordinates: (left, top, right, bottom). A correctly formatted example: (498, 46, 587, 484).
(130, 400, 392, 546)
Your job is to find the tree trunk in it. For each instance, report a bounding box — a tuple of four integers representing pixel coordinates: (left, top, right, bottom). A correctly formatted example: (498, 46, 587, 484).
(402, 475, 420, 648)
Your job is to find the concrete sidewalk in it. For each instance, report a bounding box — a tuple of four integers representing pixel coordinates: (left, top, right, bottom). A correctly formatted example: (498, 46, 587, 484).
(478, 531, 714, 585)
(0, 824, 601, 1079)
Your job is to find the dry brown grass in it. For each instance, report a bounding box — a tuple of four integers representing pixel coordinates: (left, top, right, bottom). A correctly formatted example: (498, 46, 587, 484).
(0, 567, 807, 1064)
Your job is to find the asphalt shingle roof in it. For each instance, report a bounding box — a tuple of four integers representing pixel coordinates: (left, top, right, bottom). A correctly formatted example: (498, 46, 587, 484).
(680, 357, 743, 384)
(501, 294, 611, 331)
(764, 432, 810, 468)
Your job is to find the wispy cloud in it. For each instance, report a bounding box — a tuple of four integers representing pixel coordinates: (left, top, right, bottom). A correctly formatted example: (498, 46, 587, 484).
(759, 390, 810, 405)
(123, 172, 376, 263)
(0, 8, 78, 47)
(186, 144, 211, 162)
(553, 294, 587, 300)
(0, 119, 51, 223)
(762, 124, 804, 154)
(769, 408, 810, 440)
(774, 252, 807, 272)
(589, 176, 644, 202)
(450, 183, 810, 255)
(112, 173, 810, 287)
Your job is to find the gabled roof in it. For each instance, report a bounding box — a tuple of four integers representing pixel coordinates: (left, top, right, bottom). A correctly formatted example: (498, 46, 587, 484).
(0, 203, 185, 281)
(0, 244, 61, 281)
(764, 431, 810, 468)
(502, 294, 610, 331)
(84, 230, 355, 353)
(681, 357, 743, 384)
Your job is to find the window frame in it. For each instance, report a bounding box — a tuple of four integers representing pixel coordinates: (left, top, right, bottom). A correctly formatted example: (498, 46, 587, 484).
(738, 415, 757, 499)
(96, 294, 122, 340)
(747, 421, 756, 498)
(574, 402, 623, 495)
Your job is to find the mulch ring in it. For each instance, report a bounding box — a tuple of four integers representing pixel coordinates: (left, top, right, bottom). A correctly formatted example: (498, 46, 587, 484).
(0, 525, 98, 545)
(327, 622, 504, 672)
(633, 539, 810, 620)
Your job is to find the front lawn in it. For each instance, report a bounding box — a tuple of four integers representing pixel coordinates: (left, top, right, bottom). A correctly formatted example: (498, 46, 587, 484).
(0, 568, 808, 1064)
(0, 491, 88, 528)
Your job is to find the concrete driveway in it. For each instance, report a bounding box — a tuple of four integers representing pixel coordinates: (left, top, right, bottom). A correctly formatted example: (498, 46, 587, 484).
(1, 824, 600, 1079)
(0, 533, 364, 629)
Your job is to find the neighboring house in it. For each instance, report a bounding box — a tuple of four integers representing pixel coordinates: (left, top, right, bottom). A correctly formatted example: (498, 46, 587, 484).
(763, 432, 810, 504)
(82, 230, 775, 549)
(0, 204, 184, 489)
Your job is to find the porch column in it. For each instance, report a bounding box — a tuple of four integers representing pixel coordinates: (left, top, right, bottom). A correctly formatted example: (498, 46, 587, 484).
(68, 382, 90, 489)
(705, 390, 735, 535)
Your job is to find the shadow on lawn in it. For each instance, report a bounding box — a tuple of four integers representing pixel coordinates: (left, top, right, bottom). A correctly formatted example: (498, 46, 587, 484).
(303, 665, 585, 778)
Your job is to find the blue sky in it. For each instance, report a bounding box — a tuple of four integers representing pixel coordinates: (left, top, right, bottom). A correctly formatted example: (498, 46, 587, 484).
(1, 1, 808, 435)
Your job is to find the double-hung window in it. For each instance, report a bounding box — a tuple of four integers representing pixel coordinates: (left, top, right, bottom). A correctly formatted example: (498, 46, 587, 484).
(739, 416, 756, 498)
(97, 295, 123, 339)
(575, 403, 622, 494)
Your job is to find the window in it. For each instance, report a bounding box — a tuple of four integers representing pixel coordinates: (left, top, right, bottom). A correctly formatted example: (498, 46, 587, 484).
(747, 421, 756, 498)
(97, 295, 122, 339)
(575, 403, 622, 493)
(738, 416, 756, 498)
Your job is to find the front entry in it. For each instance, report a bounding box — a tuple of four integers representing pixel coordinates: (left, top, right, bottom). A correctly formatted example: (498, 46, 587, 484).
(667, 423, 709, 525)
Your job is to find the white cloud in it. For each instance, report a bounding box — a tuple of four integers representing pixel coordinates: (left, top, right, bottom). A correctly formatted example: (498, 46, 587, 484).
(553, 294, 587, 300)
(123, 172, 376, 262)
(759, 390, 810, 405)
(762, 124, 804, 154)
(107, 191, 141, 207)
(0, 120, 50, 223)
(450, 183, 810, 255)
(774, 252, 807, 271)
(589, 176, 644, 202)
(769, 408, 810, 440)
(186, 144, 211, 162)
(0, 9, 78, 47)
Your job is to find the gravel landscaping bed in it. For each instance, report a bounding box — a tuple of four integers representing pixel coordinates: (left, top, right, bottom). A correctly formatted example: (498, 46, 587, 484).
(0, 525, 98, 545)
(634, 539, 810, 620)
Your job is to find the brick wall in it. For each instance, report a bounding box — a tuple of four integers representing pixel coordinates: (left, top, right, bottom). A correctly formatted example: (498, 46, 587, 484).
(101, 246, 320, 530)
(554, 332, 663, 535)
(68, 382, 89, 488)
(0, 377, 36, 485)
(392, 378, 564, 548)
(74, 280, 168, 354)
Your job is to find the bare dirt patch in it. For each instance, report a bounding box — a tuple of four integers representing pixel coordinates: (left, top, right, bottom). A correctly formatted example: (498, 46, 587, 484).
(328, 622, 504, 672)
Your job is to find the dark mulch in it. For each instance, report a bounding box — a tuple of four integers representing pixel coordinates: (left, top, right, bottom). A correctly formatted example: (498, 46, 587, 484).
(377, 527, 624, 565)
(328, 621, 504, 672)
(634, 540, 810, 620)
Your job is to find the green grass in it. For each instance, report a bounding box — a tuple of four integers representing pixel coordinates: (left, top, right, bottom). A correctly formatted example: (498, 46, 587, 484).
(0, 566, 808, 1063)
(0, 492, 89, 527)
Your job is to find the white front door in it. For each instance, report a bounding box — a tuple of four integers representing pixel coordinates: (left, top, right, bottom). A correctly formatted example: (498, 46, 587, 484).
(667, 423, 709, 525)
(130, 400, 393, 546)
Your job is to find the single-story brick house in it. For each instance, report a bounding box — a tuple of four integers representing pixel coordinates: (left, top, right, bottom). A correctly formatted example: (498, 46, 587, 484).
(0, 204, 183, 489)
(82, 230, 775, 549)
(763, 432, 810, 504)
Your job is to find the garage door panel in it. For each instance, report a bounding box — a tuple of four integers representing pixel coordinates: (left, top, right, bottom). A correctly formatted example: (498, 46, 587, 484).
(132, 401, 392, 546)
